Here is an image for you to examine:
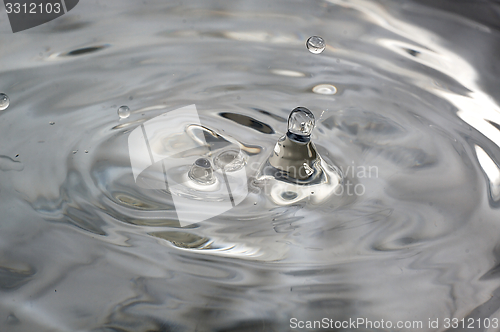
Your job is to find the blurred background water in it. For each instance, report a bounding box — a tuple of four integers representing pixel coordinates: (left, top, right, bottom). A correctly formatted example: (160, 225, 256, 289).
(1, 0, 500, 331)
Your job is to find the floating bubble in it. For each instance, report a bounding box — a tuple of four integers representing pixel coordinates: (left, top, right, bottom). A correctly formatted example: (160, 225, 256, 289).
(49, 121, 55, 125)
(188, 158, 216, 185)
(312, 84, 337, 95)
(0, 93, 10, 111)
(117, 106, 130, 119)
(288, 107, 315, 137)
(306, 36, 326, 54)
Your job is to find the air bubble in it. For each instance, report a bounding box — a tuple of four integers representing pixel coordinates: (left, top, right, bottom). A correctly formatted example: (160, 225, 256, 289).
(117, 106, 130, 119)
(306, 36, 326, 54)
(0, 93, 10, 111)
(188, 158, 216, 185)
(288, 107, 315, 137)
(214, 150, 246, 172)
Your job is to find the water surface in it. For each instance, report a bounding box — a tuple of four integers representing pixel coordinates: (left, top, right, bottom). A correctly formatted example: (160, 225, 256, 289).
(1, 0, 500, 331)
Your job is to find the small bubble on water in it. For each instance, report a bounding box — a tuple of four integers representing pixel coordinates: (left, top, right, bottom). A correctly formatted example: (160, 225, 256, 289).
(189, 158, 216, 185)
(117, 106, 130, 119)
(73, 150, 78, 154)
(0, 93, 10, 111)
(49, 121, 55, 125)
(306, 36, 326, 54)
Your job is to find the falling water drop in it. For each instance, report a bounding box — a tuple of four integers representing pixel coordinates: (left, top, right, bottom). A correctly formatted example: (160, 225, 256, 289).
(117, 106, 131, 119)
(0, 93, 10, 111)
(306, 36, 326, 54)
(188, 158, 216, 185)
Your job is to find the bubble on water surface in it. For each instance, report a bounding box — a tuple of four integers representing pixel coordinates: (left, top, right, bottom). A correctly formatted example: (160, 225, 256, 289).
(188, 158, 216, 185)
(214, 150, 246, 172)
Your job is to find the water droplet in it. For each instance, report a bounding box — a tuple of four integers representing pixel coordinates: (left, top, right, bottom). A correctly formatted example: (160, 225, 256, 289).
(117, 106, 130, 119)
(188, 158, 216, 185)
(288, 107, 315, 136)
(49, 121, 55, 125)
(0, 93, 10, 111)
(72, 150, 78, 154)
(312, 84, 337, 95)
(306, 36, 326, 54)
(214, 150, 246, 172)
(84, 150, 89, 153)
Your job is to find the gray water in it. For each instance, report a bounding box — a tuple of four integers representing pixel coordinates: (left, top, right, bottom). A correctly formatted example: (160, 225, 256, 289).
(1, 0, 500, 331)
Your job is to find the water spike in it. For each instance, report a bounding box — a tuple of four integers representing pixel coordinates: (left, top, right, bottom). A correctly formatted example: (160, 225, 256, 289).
(257, 106, 341, 205)
(267, 107, 319, 181)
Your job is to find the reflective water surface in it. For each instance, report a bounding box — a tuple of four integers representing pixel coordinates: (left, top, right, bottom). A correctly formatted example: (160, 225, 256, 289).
(1, 0, 500, 331)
